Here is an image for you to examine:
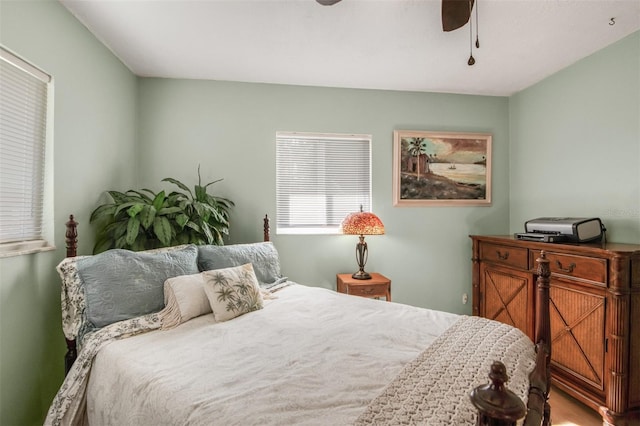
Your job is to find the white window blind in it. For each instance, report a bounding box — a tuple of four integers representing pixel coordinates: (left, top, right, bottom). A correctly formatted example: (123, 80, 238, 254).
(276, 132, 372, 234)
(0, 47, 52, 253)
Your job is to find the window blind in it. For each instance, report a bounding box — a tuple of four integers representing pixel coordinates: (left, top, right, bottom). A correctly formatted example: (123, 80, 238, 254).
(276, 132, 372, 234)
(0, 47, 51, 246)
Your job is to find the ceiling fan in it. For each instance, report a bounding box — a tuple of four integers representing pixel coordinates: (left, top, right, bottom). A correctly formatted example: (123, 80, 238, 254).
(316, 0, 479, 65)
(316, 0, 474, 32)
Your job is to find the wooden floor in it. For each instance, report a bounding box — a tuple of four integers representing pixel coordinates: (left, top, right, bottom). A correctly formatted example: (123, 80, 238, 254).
(549, 386, 602, 426)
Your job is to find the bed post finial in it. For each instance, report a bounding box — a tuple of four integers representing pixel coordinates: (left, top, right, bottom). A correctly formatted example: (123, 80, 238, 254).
(263, 214, 270, 242)
(65, 214, 78, 258)
(470, 360, 527, 425)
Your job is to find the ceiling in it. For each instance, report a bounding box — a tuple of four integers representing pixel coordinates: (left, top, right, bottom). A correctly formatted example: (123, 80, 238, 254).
(59, 0, 640, 96)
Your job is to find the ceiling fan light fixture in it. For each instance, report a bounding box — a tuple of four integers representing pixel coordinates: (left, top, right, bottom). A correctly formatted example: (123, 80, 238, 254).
(316, 0, 342, 5)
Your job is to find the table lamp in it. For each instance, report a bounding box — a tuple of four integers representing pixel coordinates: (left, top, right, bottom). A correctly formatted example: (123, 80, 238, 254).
(340, 207, 385, 280)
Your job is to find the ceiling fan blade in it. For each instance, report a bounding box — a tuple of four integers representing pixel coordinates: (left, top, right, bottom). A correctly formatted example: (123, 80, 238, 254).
(442, 0, 474, 32)
(316, 0, 342, 5)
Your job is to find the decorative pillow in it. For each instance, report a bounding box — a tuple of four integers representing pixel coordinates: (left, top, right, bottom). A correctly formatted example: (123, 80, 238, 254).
(197, 242, 287, 289)
(160, 273, 212, 329)
(202, 263, 264, 322)
(76, 245, 199, 330)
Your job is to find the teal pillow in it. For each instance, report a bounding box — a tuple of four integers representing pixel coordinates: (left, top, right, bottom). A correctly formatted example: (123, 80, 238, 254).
(197, 242, 286, 289)
(77, 245, 199, 329)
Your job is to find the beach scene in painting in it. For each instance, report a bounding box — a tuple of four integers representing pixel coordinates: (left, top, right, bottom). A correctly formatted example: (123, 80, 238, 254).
(399, 134, 489, 200)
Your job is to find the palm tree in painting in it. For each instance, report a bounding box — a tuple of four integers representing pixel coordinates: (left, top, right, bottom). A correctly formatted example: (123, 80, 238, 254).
(408, 137, 427, 176)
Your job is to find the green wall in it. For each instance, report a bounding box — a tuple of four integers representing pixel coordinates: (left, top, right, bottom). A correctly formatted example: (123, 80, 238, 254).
(0, 0, 637, 423)
(0, 1, 138, 424)
(136, 79, 510, 313)
(509, 32, 640, 243)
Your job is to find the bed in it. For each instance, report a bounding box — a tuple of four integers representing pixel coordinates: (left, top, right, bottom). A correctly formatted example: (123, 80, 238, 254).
(45, 215, 551, 426)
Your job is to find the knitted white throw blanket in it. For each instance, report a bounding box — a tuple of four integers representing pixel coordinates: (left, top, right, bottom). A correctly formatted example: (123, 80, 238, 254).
(354, 316, 536, 425)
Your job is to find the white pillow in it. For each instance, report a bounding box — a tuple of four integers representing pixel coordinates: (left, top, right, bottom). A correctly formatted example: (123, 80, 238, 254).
(202, 263, 264, 322)
(160, 273, 212, 329)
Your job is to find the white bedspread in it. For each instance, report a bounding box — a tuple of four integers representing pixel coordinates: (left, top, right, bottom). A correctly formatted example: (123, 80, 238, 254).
(86, 284, 459, 425)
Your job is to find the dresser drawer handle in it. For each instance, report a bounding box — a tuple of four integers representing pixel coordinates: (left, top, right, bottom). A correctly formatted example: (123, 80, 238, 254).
(496, 250, 509, 260)
(363, 288, 373, 294)
(555, 260, 576, 273)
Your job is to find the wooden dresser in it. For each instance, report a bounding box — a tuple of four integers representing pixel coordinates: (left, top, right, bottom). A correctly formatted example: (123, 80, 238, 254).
(470, 235, 640, 425)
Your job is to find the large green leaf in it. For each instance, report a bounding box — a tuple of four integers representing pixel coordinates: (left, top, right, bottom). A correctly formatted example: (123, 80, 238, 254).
(185, 221, 202, 233)
(139, 205, 156, 230)
(152, 191, 166, 212)
(209, 227, 224, 245)
(167, 191, 188, 202)
(125, 216, 141, 246)
(194, 185, 207, 202)
(175, 213, 189, 229)
(103, 220, 128, 240)
(153, 216, 172, 246)
(200, 220, 214, 244)
(107, 190, 133, 204)
(201, 204, 226, 223)
(126, 190, 154, 202)
(212, 196, 234, 209)
(178, 198, 192, 212)
(157, 206, 183, 216)
(90, 204, 117, 223)
(114, 201, 140, 217)
(119, 192, 144, 203)
(193, 201, 210, 222)
(162, 177, 193, 197)
(127, 203, 144, 218)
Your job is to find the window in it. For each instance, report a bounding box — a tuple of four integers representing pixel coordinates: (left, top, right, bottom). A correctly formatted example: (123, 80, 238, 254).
(276, 132, 372, 235)
(0, 46, 54, 257)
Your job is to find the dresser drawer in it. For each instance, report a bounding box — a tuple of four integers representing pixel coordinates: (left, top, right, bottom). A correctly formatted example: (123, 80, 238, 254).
(534, 251, 607, 285)
(479, 242, 529, 269)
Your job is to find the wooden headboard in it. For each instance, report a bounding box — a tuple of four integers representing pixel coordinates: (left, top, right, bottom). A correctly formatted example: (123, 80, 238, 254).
(61, 213, 272, 373)
(63, 213, 271, 257)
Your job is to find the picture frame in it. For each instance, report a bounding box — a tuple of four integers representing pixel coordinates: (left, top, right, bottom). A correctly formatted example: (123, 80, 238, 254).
(392, 130, 492, 207)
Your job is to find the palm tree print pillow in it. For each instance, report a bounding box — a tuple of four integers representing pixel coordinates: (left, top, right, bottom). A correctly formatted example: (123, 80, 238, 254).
(202, 263, 264, 322)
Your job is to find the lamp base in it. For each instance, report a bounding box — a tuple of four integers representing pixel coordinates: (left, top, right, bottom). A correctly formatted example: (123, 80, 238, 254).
(352, 270, 372, 280)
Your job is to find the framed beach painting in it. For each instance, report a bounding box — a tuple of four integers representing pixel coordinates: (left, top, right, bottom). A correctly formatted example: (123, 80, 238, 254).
(392, 130, 492, 206)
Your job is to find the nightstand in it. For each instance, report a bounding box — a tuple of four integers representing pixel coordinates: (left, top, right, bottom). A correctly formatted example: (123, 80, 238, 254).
(336, 273, 391, 301)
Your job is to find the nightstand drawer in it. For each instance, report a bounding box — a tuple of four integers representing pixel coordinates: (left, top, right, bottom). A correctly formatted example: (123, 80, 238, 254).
(479, 242, 529, 270)
(346, 283, 389, 298)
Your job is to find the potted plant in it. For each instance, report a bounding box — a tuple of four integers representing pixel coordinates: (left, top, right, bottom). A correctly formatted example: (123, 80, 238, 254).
(89, 167, 234, 254)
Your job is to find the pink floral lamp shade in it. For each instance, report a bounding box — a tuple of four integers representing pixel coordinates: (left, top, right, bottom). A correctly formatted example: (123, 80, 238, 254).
(340, 211, 385, 236)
